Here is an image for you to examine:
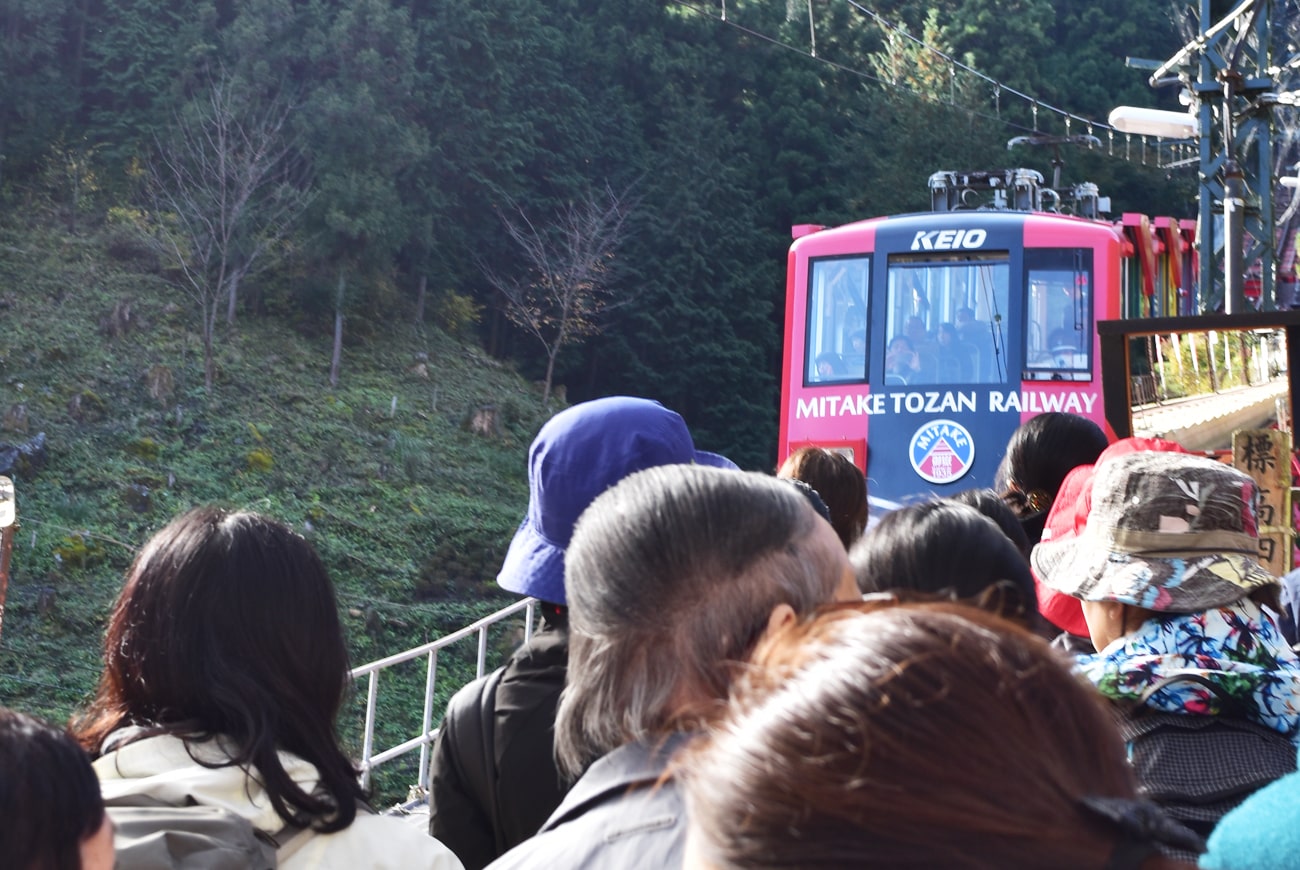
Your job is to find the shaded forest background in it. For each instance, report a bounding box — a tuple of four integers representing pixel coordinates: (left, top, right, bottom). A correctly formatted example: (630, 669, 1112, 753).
(2, 0, 1194, 469)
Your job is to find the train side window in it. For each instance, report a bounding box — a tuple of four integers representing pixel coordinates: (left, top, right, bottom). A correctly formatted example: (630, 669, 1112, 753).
(884, 254, 1010, 385)
(1024, 249, 1093, 381)
(805, 256, 870, 385)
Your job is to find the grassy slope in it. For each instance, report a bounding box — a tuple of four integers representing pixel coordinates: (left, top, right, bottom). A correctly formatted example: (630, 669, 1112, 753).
(0, 211, 545, 802)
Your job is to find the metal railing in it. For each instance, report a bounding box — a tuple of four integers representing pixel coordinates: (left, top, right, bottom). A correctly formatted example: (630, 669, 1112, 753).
(350, 597, 537, 790)
(1131, 373, 1160, 406)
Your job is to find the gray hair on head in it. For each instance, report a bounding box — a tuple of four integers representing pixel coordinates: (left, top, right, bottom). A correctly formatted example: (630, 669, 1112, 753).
(554, 464, 844, 778)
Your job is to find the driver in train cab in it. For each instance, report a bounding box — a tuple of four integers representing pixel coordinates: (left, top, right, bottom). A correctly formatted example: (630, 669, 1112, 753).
(955, 306, 980, 338)
(1048, 325, 1086, 369)
(935, 322, 976, 382)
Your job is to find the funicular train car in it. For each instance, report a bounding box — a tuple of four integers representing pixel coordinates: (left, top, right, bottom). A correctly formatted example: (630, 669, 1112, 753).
(777, 168, 1169, 507)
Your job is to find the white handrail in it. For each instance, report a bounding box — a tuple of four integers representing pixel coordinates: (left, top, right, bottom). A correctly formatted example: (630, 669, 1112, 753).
(350, 598, 537, 791)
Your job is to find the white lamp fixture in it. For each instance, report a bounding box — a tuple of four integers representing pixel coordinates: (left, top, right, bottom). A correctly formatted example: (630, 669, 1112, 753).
(1107, 106, 1200, 139)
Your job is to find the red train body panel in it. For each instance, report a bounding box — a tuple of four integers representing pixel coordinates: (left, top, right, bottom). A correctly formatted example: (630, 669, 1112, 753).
(779, 206, 1125, 507)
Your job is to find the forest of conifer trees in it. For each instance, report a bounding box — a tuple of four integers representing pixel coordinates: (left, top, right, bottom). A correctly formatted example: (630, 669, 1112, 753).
(1, 0, 1191, 466)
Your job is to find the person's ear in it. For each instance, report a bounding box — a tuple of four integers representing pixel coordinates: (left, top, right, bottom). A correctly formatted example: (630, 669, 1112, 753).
(1101, 600, 1127, 627)
(764, 603, 797, 639)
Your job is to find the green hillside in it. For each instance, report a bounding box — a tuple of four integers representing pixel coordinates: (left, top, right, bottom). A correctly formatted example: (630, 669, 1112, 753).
(0, 208, 543, 801)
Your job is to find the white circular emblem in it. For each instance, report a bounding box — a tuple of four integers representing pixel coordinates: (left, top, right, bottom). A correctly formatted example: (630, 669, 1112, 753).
(909, 419, 975, 485)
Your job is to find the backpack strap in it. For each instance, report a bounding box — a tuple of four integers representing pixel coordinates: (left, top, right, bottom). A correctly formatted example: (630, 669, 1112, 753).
(1120, 673, 1298, 834)
(106, 795, 281, 869)
(1134, 672, 1254, 721)
(248, 796, 373, 863)
(479, 667, 506, 854)
(107, 788, 371, 866)
(444, 666, 508, 855)
(272, 822, 313, 863)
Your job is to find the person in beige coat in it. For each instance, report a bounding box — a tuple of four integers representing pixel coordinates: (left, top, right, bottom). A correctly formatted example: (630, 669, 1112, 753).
(95, 731, 457, 868)
(73, 507, 462, 869)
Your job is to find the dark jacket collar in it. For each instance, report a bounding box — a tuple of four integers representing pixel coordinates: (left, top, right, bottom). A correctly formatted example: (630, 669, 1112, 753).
(540, 732, 692, 832)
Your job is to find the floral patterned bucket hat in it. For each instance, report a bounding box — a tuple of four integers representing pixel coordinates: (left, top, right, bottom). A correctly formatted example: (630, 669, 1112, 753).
(1031, 451, 1278, 612)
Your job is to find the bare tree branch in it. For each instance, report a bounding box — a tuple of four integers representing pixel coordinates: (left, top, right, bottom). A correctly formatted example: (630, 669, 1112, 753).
(481, 183, 636, 405)
(144, 66, 313, 391)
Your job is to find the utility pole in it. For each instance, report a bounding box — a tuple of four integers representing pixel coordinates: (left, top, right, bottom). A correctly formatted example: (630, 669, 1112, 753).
(1146, 0, 1292, 313)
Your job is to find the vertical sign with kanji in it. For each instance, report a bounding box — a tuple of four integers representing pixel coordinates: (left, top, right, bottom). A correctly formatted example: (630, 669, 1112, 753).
(1232, 430, 1292, 576)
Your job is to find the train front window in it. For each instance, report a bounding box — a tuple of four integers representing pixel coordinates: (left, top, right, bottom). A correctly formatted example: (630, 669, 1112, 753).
(805, 256, 870, 385)
(884, 254, 1010, 385)
(1024, 249, 1093, 381)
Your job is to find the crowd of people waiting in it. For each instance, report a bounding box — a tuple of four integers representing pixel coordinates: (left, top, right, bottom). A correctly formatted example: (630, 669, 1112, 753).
(6, 398, 1300, 869)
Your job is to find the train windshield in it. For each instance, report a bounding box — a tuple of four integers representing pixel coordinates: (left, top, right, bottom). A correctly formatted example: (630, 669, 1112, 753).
(805, 256, 870, 385)
(884, 253, 1009, 385)
(1024, 249, 1093, 381)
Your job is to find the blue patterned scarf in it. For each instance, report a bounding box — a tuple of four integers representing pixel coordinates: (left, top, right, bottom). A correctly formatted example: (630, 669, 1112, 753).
(1079, 599, 1300, 739)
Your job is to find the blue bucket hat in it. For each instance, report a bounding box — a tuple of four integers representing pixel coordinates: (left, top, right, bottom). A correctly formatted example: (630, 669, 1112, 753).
(498, 397, 732, 605)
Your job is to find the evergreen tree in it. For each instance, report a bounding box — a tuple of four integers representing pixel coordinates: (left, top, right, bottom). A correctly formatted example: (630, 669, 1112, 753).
(0, 0, 80, 186)
(588, 96, 779, 467)
(294, 0, 429, 385)
(560, 1, 792, 466)
(81, 0, 214, 173)
(950, 0, 1054, 98)
(1041, 0, 1181, 120)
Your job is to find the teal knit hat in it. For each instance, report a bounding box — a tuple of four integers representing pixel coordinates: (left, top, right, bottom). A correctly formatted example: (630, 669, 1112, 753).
(1199, 771, 1300, 869)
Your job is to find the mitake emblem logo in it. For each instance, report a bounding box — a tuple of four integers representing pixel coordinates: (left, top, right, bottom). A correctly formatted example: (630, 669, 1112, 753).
(909, 419, 974, 485)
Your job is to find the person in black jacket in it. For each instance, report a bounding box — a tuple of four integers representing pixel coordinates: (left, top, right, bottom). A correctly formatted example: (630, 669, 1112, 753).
(427, 397, 736, 869)
(427, 604, 567, 868)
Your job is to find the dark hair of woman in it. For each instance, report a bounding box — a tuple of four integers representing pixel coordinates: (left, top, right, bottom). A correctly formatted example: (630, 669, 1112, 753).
(849, 500, 1039, 628)
(556, 466, 847, 778)
(0, 707, 105, 870)
(993, 412, 1108, 544)
(681, 602, 1198, 869)
(776, 446, 869, 549)
(948, 487, 1032, 561)
(72, 507, 364, 833)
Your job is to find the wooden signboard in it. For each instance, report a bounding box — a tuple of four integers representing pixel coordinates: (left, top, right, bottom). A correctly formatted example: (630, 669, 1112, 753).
(0, 476, 13, 641)
(1231, 430, 1293, 576)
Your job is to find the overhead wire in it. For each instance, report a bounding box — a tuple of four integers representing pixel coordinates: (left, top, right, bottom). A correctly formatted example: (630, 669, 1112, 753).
(668, 0, 1190, 167)
(668, 0, 1028, 133)
(839, 0, 1106, 136)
